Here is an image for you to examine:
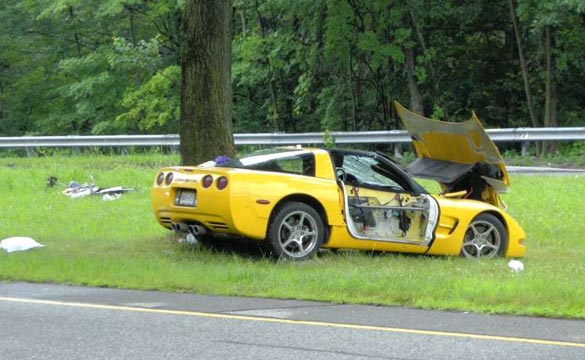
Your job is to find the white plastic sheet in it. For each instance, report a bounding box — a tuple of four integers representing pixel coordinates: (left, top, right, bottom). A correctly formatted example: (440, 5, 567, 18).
(0, 237, 45, 253)
(508, 259, 525, 272)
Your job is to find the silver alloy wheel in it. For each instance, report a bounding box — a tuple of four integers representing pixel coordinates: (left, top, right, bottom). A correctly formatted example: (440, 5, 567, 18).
(461, 219, 502, 258)
(277, 210, 319, 258)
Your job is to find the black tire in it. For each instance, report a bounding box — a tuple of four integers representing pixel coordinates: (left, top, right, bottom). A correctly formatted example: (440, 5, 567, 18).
(266, 202, 325, 260)
(461, 213, 508, 259)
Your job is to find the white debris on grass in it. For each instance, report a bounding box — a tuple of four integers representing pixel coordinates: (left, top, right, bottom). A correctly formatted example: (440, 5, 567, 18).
(62, 181, 133, 200)
(508, 259, 525, 272)
(185, 233, 198, 245)
(0, 237, 45, 253)
(102, 193, 123, 201)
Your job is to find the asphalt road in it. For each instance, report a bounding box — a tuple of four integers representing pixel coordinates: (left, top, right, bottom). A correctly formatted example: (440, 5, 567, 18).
(0, 282, 583, 359)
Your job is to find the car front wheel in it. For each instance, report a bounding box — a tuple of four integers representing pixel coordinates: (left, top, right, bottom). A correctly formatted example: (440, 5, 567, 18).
(461, 213, 507, 259)
(267, 202, 324, 260)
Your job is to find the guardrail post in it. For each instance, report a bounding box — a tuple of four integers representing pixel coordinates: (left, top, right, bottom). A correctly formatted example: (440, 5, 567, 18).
(394, 143, 402, 158)
(521, 141, 529, 157)
(25, 147, 36, 157)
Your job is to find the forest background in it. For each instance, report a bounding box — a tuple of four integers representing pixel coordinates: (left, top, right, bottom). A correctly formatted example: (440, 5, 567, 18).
(1, 0, 584, 149)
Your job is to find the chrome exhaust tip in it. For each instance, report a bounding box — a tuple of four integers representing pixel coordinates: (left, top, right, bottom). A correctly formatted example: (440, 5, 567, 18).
(187, 224, 207, 236)
(171, 222, 189, 233)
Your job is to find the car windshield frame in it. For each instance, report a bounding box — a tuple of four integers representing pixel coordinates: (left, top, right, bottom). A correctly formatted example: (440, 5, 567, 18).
(329, 149, 428, 195)
(219, 148, 316, 176)
(340, 154, 405, 191)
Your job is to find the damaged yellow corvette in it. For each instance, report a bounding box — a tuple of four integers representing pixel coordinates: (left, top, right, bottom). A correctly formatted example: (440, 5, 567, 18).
(151, 102, 525, 260)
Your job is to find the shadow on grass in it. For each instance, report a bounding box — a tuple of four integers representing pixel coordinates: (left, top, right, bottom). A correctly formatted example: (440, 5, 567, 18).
(179, 236, 272, 260)
(176, 235, 450, 263)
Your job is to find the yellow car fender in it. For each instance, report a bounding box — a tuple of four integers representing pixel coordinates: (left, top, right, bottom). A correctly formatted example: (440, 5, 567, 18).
(428, 197, 526, 257)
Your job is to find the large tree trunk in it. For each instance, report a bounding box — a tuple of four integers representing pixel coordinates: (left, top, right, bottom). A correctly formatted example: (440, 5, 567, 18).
(180, 0, 235, 165)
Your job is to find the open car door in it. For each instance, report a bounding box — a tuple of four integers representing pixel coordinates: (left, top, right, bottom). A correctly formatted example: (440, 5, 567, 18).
(331, 150, 439, 246)
(394, 101, 508, 207)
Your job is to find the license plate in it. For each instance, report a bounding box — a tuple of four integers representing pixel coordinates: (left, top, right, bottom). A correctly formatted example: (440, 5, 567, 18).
(175, 189, 196, 207)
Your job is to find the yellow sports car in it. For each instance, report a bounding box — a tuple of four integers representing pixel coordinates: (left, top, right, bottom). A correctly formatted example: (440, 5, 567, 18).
(151, 104, 526, 260)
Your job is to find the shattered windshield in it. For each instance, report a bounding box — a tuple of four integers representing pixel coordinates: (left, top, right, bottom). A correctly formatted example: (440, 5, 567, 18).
(341, 154, 405, 191)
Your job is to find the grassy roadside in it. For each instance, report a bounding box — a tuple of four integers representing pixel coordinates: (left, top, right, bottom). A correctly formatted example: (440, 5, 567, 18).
(0, 154, 584, 319)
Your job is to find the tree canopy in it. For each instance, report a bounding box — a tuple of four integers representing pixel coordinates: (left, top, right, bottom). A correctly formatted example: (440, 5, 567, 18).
(1, 0, 584, 139)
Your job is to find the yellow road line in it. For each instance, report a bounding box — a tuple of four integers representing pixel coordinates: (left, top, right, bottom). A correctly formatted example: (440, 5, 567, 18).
(1, 296, 584, 349)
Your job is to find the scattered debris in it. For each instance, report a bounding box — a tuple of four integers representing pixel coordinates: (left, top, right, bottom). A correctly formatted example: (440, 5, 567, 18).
(0, 237, 45, 253)
(198, 155, 230, 168)
(102, 192, 122, 201)
(46, 176, 58, 188)
(61, 176, 133, 200)
(96, 186, 134, 200)
(177, 233, 198, 245)
(185, 233, 198, 244)
(215, 155, 230, 165)
(62, 180, 99, 198)
(508, 259, 525, 272)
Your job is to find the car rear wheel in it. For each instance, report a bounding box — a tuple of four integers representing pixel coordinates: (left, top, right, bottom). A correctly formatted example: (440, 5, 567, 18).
(461, 213, 507, 259)
(267, 202, 324, 260)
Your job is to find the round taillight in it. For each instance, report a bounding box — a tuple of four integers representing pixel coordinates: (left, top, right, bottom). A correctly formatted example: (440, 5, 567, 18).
(164, 172, 174, 185)
(216, 176, 228, 190)
(156, 172, 165, 186)
(202, 175, 213, 188)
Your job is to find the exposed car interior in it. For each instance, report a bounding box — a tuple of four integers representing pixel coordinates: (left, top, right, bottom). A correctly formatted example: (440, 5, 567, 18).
(331, 151, 438, 245)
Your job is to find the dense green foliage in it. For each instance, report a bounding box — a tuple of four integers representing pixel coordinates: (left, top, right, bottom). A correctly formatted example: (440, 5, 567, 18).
(1, 0, 584, 137)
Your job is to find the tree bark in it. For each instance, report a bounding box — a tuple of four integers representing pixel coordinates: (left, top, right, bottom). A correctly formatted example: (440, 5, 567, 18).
(407, 4, 442, 117)
(349, 52, 357, 131)
(180, 0, 235, 165)
(405, 47, 423, 115)
(238, 9, 247, 36)
(127, 5, 137, 45)
(0, 81, 4, 122)
(543, 25, 557, 153)
(508, 0, 539, 128)
(68, 6, 82, 58)
(254, 0, 280, 132)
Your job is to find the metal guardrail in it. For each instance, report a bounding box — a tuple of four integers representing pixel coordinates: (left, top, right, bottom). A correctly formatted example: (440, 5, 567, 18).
(1, 128, 585, 155)
(0, 134, 180, 148)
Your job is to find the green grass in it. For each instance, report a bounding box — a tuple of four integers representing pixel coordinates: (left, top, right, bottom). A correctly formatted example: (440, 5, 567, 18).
(1, 154, 584, 319)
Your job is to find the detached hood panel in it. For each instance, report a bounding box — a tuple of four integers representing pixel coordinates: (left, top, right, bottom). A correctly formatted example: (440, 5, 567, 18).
(394, 101, 509, 198)
(395, 101, 504, 165)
